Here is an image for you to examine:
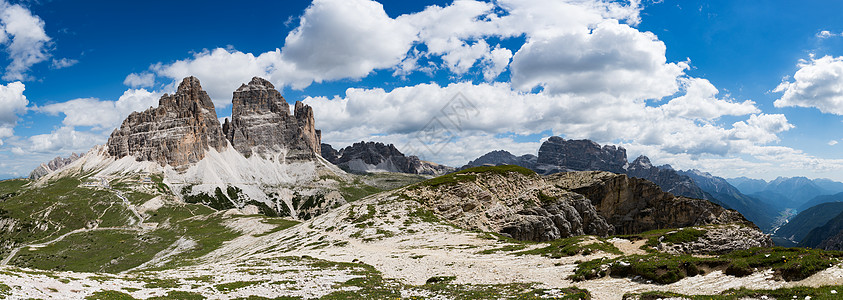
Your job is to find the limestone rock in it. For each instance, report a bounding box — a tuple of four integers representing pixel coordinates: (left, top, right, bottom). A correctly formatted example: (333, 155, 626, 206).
(531, 136, 713, 203)
(323, 141, 454, 175)
(534, 137, 627, 175)
(460, 150, 537, 170)
(224, 77, 321, 158)
(29, 153, 80, 180)
(657, 225, 774, 255)
(106, 77, 227, 167)
(400, 169, 613, 242)
(626, 156, 709, 201)
(549, 171, 751, 235)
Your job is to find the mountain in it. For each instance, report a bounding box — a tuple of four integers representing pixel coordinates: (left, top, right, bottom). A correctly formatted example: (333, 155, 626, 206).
(800, 210, 843, 250)
(107, 77, 229, 167)
(398, 166, 758, 241)
(29, 153, 80, 180)
(776, 202, 843, 245)
(764, 177, 830, 208)
(533, 137, 627, 174)
(222, 77, 321, 159)
(813, 179, 843, 193)
(321, 141, 453, 175)
(678, 169, 778, 231)
(727, 177, 768, 194)
(460, 150, 537, 170)
(798, 192, 843, 212)
(528, 137, 713, 203)
(625, 156, 710, 201)
(727, 176, 843, 210)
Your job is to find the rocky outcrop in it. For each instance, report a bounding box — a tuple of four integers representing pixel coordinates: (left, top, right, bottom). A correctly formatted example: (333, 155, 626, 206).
(531, 137, 717, 205)
(657, 225, 773, 255)
(323, 141, 454, 175)
(460, 150, 537, 170)
(548, 171, 751, 235)
(29, 153, 80, 180)
(224, 77, 321, 158)
(107, 77, 227, 167)
(534, 137, 627, 174)
(400, 168, 612, 242)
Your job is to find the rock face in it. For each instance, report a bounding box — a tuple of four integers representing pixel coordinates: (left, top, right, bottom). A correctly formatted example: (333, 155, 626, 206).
(460, 150, 537, 170)
(322, 141, 454, 175)
(224, 77, 321, 159)
(534, 137, 627, 174)
(107, 77, 227, 167)
(400, 167, 756, 242)
(626, 156, 710, 201)
(399, 168, 612, 242)
(657, 225, 773, 255)
(29, 153, 81, 180)
(548, 171, 751, 235)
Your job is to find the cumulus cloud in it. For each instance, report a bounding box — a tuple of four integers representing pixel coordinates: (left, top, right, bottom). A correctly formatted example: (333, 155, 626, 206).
(0, 81, 27, 143)
(829, 140, 839, 146)
(281, 0, 417, 81)
(774, 55, 843, 115)
(0, 0, 52, 80)
(511, 20, 687, 99)
(123, 72, 155, 88)
(305, 81, 789, 165)
(26, 126, 105, 153)
(40, 89, 160, 130)
(659, 78, 759, 119)
(146, 0, 651, 97)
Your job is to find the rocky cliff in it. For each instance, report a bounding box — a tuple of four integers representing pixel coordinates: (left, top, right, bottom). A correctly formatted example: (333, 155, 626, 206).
(400, 166, 756, 242)
(29, 153, 80, 180)
(322, 141, 453, 175)
(223, 77, 321, 159)
(107, 77, 228, 168)
(399, 166, 612, 241)
(548, 171, 751, 235)
(460, 150, 537, 170)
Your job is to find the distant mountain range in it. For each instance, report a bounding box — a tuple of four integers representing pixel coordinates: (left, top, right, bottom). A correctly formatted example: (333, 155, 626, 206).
(727, 176, 843, 211)
(320, 141, 453, 175)
(460, 138, 782, 231)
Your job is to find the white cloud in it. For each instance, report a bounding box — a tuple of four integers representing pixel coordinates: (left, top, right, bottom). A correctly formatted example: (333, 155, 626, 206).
(774, 55, 843, 115)
(829, 140, 839, 146)
(659, 77, 759, 119)
(0, 81, 27, 143)
(50, 58, 77, 69)
(0, 0, 51, 81)
(306, 81, 788, 165)
(146, 0, 649, 97)
(281, 0, 417, 82)
(510, 20, 687, 99)
(26, 126, 104, 153)
(818, 30, 833, 38)
(40, 89, 160, 130)
(123, 72, 155, 88)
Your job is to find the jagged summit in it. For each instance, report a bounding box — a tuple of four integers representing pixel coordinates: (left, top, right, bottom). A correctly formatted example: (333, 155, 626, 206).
(106, 76, 227, 167)
(106, 76, 323, 168)
(224, 76, 321, 158)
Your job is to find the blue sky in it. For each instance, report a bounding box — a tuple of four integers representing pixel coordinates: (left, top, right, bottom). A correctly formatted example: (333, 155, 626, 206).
(0, 0, 842, 181)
